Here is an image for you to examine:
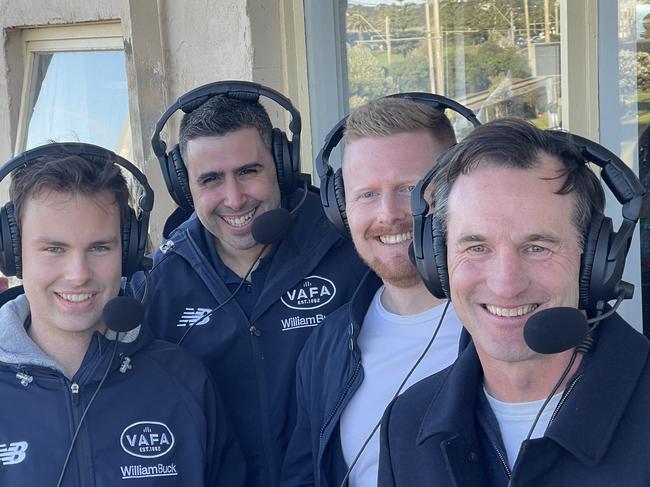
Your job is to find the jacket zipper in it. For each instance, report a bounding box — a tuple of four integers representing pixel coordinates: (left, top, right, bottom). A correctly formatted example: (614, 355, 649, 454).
(319, 358, 362, 440)
(70, 382, 80, 406)
(494, 441, 512, 480)
(549, 374, 582, 425)
(248, 321, 277, 484)
(504, 374, 583, 486)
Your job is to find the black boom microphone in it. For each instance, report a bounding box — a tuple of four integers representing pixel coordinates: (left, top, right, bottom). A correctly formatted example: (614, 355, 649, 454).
(523, 307, 589, 355)
(523, 285, 631, 355)
(251, 208, 292, 245)
(251, 178, 308, 245)
(102, 296, 145, 333)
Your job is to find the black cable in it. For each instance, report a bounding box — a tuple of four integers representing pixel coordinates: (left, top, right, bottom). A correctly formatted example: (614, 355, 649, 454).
(524, 294, 626, 442)
(139, 269, 150, 304)
(523, 348, 578, 444)
(177, 244, 268, 346)
(339, 299, 451, 487)
(290, 179, 309, 214)
(56, 340, 119, 487)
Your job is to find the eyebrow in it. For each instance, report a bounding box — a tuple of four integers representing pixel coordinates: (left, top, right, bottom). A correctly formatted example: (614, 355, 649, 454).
(34, 237, 119, 247)
(455, 234, 485, 245)
(196, 162, 264, 182)
(454, 233, 561, 245)
(526, 234, 562, 245)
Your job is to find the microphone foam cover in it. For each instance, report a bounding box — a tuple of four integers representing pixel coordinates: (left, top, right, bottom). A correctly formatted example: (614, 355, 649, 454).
(523, 307, 589, 354)
(102, 296, 144, 333)
(251, 208, 292, 245)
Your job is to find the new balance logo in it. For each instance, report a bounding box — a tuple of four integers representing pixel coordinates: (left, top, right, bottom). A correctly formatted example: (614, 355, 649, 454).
(0, 441, 28, 465)
(176, 308, 213, 327)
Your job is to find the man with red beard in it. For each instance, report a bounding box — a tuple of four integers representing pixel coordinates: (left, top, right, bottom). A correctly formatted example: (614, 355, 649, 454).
(280, 97, 463, 487)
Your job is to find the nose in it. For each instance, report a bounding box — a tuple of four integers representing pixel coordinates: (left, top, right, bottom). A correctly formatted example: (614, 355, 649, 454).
(377, 191, 409, 225)
(65, 252, 92, 286)
(486, 248, 529, 299)
(222, 177, 245, 210)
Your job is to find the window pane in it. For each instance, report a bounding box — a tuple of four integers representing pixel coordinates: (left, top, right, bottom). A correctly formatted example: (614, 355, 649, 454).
(345, 0, 561, 132)
(627, 1, 650, 333)
(24, 50, 131, 158)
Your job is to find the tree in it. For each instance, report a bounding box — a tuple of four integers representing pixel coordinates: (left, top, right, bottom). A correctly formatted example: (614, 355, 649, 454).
(347, 45, 396, 107)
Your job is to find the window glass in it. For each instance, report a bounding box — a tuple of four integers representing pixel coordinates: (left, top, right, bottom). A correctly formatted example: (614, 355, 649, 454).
(345, 0, 561, 133)
(23, 50, 130, 158)
(623, 0, 650, 332)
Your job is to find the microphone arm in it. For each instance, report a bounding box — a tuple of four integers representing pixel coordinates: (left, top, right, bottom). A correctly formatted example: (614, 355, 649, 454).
(177, 243, 269, 346)
(177, 182, 310, 345)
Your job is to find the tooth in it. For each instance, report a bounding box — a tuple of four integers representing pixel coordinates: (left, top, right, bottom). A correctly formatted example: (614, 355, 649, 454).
(60, 293, 93, 302)
(223, 209, 256, 227)
(379, 231, 413, 244)
(486, 304, 538, 317)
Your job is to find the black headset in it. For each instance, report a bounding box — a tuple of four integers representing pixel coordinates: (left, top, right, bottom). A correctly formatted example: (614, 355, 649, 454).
(0, 142, 154, 279)
(411, 132, 645, 311)
(151, 80, 302, 211)
(315, 92, 481, 237)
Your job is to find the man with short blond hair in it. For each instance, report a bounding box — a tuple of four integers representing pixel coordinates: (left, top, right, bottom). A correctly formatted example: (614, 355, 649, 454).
(281, 97, 463, 487)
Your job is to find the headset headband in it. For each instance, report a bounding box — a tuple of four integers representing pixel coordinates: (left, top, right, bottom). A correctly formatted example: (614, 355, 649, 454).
(1, 142, 154, 213)
(570, 134, 645, 262)
(151, 80, 302, 170)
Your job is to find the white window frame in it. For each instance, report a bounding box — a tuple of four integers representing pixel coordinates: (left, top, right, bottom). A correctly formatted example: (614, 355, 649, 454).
(596, 0, 643, 328)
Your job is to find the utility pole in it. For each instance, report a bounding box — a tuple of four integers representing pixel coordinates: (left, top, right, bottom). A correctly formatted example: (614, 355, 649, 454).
(425, 1, 436, 93)
(524, 0, 535, 74)
(385, 15, 392, 66)
(433, 0, 444, 94)
(544, 0, 551, 42)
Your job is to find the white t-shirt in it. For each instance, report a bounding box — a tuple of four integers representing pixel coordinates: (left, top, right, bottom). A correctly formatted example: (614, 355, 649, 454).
(484, 388, 563, 469)
(340, 286, 463, 487)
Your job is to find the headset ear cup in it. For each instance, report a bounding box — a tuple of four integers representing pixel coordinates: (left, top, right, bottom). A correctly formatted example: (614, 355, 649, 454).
(321, 168, 348, 236)
(0, 203, 21, 278)
(122, 207, 150, 278)
(121, 208, 135, 277)
(272, 128, 297, 196)
(169, 145, 194, 211)
(579, 211, 606, 309)
(581, 212, 616, 310)
(430, 216, 450, 299)
(333, 169, 349, 234)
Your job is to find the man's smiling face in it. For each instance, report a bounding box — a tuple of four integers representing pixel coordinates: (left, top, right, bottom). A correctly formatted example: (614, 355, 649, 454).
(185, 127, 281, 256)
(446, 155, 582, 365)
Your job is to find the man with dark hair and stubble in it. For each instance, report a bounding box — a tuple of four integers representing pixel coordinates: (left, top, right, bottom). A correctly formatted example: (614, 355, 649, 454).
(130, 90, 366, 487)
(378, 118, 650, 486)
(281, 97, 464, 487)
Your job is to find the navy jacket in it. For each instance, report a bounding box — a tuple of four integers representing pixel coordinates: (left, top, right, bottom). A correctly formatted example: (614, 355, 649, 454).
(282, 271, 464, 487)
(281, 271, 383, 487)
(0, 292, 245, 487)
(129, 191, 366, 487)
(379, 313, 650, 487)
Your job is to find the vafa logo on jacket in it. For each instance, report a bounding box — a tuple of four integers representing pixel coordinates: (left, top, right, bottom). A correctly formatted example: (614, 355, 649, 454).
(281, 276, 337, 310)
(120, 421, 175, 458)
